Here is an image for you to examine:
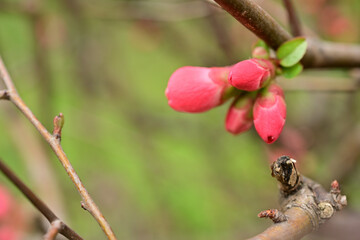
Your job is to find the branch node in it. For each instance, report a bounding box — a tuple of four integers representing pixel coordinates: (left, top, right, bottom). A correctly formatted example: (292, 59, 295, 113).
(81, 201, 89, 211)
(258, 209, 287, 223)
(44, 219, 63, 240)
(0, 90, 9, 100)
(249, 156, 347, 239)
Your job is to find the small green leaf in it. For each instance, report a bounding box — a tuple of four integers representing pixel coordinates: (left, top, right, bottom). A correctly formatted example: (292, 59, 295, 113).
(276, 37, 307, 67)
(252, 40, 270, 52)
(282, 63, 303, 78)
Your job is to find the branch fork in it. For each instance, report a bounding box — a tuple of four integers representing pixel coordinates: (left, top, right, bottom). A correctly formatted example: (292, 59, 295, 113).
(44, 220, 63, 240)
(214, 0, 360, 68)
(249, 156, 347, 240)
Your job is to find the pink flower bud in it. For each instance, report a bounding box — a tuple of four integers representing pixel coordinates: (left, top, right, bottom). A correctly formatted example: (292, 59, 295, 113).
(225, 96, 253, 135)
(0, 185, 11, 218)
(166, 66, 231, 113)
(253, 84, 286, 144)
(0, 226, 18, 240)
(228, 59, 275, 91)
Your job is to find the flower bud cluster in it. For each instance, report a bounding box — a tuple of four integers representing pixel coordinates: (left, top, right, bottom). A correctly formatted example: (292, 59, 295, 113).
(165, 54, 286, 144)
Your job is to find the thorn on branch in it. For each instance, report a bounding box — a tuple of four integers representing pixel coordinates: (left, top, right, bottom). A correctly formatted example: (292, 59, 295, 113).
(0, 90, 9, 100)
(258, 209, 287, 223)
(53, 113, 64, 141)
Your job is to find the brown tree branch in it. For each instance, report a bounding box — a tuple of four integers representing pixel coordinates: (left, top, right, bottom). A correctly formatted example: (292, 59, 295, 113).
(278, 74, 360, 92)
(0, 159, 82, 240)
(213, 0, 360, 68)
(213, 0, 291, 49)
(0, 56, 117, 240)
(282, 0, 302, 36)
(247, 156, 346, 240)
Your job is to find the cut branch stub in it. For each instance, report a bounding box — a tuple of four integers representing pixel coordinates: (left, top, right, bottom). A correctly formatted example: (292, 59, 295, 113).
(271, 155, 300, 194)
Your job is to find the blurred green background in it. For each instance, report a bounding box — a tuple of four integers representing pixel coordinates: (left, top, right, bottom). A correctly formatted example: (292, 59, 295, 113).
(0, 0, 359, 239)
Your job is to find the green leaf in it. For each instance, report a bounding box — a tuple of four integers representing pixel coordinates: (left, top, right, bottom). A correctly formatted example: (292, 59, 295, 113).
(252, 39, 270, 52)
(282, 63, 303, 78)
(276, 37, 307, 67)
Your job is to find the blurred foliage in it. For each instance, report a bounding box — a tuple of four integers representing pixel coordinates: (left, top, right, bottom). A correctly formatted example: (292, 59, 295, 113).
(0, 0, 359, 239)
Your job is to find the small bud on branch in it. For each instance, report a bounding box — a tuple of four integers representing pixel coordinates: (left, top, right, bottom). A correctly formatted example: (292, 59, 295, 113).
(258, 209, 287, 223)
(53, 113, 64, 141)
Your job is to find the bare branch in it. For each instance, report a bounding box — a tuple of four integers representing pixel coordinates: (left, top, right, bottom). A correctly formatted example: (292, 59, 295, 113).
(304, 40, 360, 68)
(213, 0, 360, 68)
(44, 220, 62, 240)
(6, 110, 67, 217)
(0, 56, 117, 239)
(278, 74, 360, 92)
(248, 156, 346, 240)
(282, 0, 302, 36)
(0, 59, 17, 93)
(0, 159, 83, 240)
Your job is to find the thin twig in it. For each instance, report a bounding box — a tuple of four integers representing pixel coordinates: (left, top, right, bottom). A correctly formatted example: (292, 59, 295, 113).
(44, 220, 62, 240)
(213, 0, 360, 68)
(0, 56, 117, 240)
(0, 159, 83, 240)
(282, 0, 302, 36)
(6, 109, 67, 220)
